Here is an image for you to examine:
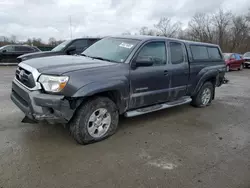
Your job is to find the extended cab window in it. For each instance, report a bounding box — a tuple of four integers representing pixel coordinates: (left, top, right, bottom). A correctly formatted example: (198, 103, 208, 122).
(207, 47, 222, 60)
(137, 41, 166, 65)
(190, 45, 209, 60)
(170, 42, 184, 64)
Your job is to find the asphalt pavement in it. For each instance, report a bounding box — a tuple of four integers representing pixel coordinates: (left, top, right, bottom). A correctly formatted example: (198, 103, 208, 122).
(0, 67, 250, 188)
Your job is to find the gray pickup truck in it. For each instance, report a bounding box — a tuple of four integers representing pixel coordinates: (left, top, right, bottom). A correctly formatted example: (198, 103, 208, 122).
(11, 36, 226, 144)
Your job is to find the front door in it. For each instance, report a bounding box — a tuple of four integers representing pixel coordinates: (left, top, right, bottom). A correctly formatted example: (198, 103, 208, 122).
(0, 46, 15, 62)
(129, 40, 171, 109)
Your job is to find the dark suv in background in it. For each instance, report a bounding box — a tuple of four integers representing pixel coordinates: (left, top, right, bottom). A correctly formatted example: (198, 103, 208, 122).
(0, 45, 40, 63)
(17, 37, 101, 62)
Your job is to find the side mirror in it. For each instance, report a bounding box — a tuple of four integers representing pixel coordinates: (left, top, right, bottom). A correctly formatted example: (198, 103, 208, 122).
(134, 56, 154, 67)
(66, 46, 76, 54)
(2, 49, 6, 53)
(229, 58, 235, 61)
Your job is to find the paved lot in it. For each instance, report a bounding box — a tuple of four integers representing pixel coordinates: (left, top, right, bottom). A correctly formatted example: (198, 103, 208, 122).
(0, 67, 250, 188)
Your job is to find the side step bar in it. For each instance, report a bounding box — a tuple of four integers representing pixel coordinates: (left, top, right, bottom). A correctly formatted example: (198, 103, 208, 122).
(125, 96, 192, 117)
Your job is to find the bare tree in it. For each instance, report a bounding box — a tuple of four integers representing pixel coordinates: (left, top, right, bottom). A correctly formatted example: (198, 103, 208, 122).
(154, 17, 181, 37)
(229, 15, 250, 52)
(48, 37, 57, 46)
(188, 13, 214, 43)
(139, 26, 155, 36)
(212, 9, 232, 50)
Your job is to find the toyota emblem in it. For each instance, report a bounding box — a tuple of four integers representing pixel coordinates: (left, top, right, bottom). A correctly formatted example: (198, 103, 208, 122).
(19, 70, 24, 80)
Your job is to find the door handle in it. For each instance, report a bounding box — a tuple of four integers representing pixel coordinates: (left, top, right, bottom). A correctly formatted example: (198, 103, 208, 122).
(164, 70, 168, 76)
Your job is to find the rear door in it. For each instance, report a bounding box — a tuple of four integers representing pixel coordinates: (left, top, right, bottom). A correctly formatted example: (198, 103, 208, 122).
(166, 41, 189, 100)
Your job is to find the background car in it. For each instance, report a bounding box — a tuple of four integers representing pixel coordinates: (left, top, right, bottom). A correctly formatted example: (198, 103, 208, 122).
(17, 37, 101, 62)
(0, 45, 40, 63)
(223, 53, 245, 71)
(243, 52, 250, 68)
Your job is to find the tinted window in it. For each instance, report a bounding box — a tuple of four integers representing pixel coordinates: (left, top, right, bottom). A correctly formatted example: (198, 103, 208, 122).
(207, 47, 221, 60)
(170, 42, 184, 64)
(190, 45, 209, 60)
(137, 41, 166, 65)
(83, 38, 139, 63)
(2, 46, 14, 52)
(71, 39, 88, 53)
(88, 39, 99, 46)
(15, 46, 33, 52)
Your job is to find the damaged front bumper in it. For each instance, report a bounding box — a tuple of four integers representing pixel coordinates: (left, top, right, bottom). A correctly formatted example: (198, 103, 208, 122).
(11, 78, 75, 124)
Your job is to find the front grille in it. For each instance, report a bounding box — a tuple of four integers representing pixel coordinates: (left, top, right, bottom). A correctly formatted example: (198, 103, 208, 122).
(16, 66, 36, 88)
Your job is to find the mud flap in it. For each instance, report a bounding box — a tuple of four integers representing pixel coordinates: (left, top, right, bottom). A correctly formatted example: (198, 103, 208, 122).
(21, 116, 38, 124)
(223, 77, 229, 84)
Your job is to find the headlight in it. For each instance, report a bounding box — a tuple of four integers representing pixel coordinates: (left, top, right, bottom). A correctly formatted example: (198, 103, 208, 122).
(38, 75, 69, 93)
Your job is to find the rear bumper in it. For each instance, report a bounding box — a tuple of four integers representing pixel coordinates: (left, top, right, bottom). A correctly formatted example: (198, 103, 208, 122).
(11, 79, 74, 124)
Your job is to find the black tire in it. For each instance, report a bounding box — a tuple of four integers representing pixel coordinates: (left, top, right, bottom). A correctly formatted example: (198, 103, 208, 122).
(238, 64, 243, 71)
(191, 82, 214, 108)
(69, 97, 119, 145)
(245, 64, 249, 68)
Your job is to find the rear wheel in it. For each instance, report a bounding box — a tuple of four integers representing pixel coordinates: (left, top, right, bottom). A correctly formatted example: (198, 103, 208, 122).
(191, 82, 214, 108)
(69, 97, 119, 145)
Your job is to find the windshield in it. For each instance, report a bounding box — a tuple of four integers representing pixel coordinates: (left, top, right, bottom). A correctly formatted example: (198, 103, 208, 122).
(82, 37, 140, 63)
(51, 40, 71, 52)
(243, 52, 250, 58)
(223, 53, 231, 60)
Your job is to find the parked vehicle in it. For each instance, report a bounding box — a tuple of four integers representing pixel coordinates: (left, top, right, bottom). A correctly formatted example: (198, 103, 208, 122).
(17, 37, 101, 62)
(223, 53, 245, 71)
(11, 36, 226, 144)
(0, 45, 40, 63)
(243, 52, 250, 68)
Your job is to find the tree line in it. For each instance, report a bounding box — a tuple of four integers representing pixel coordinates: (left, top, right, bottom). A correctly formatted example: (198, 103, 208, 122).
(0, 36, 63, 47)
(1, 8, 250, 53)
(125, 9, 250, 53)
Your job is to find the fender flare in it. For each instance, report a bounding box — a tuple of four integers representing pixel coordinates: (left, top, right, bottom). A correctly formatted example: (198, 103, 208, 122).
(71, 79, 129, 113)
(192, 70, 219, 96)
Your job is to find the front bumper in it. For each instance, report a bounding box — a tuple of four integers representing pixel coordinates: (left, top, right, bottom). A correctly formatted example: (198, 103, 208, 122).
(11, 78, 74, 124)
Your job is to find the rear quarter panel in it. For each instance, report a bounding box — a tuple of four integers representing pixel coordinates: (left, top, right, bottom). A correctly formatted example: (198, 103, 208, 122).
(185, 43, 225, 95)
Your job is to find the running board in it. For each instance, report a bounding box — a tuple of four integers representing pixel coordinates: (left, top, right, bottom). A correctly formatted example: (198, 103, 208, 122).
(125, 96, 192, 117)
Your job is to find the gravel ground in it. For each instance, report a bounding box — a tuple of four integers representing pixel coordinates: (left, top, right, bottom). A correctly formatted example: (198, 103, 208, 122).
(0, 67, 250, 188)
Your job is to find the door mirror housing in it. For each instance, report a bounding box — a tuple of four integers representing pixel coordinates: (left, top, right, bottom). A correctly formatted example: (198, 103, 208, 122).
(229, 57, 235, 61)
(134, 56, 154, 67)
(66, 46, 76, 54)
(1, 49, 6, 53)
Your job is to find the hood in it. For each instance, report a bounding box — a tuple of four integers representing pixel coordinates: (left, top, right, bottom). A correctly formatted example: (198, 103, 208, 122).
(22, 55, 117, 75)
(17, 51, 62, 61)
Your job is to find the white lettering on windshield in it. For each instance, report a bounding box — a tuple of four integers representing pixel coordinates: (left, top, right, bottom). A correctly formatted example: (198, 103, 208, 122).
(119, 42, 134, 49)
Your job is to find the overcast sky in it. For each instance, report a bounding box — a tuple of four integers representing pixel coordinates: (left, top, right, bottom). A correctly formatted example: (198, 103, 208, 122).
(0, 0, 249, 42)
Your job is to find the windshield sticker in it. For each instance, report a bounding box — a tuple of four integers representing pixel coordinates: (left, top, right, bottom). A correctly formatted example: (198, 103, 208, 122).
(119, 43, 134, 49)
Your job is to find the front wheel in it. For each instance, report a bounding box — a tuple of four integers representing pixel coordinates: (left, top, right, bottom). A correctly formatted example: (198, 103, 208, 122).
(69, 97, 119, 145)
(191, 82, 214, 108)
